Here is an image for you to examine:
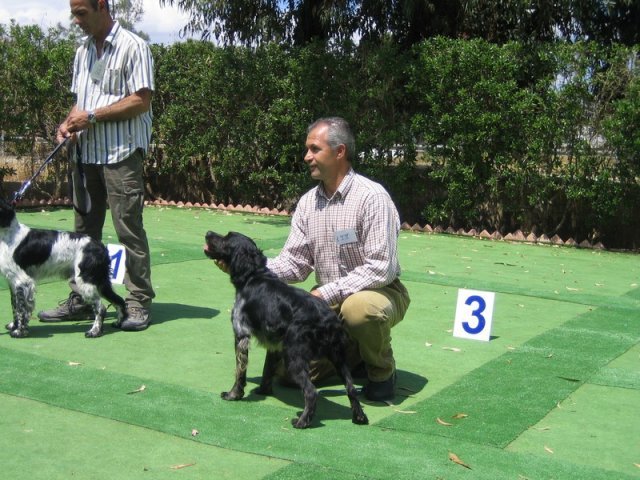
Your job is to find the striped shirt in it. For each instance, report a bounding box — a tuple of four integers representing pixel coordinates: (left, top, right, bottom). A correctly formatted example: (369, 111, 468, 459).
(72, 21, 154, 165)
(267, 168, 402, 305)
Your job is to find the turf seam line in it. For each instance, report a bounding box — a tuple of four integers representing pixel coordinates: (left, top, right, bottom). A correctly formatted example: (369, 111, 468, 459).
(400, 275, 638, 310)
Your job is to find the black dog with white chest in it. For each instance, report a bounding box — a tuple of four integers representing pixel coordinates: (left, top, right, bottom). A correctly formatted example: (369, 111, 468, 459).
(0, 197, 127, 338)
(204, 230, 368, 429)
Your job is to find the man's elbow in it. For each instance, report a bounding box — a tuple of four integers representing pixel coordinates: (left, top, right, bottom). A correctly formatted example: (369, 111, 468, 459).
(136, 88, 153, 113)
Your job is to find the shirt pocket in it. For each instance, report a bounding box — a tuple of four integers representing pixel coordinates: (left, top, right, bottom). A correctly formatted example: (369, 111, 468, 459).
(102, 68, 125, 96)
(338, 241, 362, 272)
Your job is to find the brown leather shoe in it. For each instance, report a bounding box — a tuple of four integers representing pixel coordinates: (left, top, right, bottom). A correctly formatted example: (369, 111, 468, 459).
(116, 306, 151, 331)
(37, 294, 94, 322)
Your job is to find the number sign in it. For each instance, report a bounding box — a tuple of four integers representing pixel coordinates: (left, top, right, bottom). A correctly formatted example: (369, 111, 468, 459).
(453, 288, 495, 341)
(107, 244, 126, 285)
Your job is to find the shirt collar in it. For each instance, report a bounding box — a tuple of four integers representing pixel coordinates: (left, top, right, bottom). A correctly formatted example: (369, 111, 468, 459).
(317, 167, 355, 201)
(104, 21, 120, 46)
(84, 20, 120, 50)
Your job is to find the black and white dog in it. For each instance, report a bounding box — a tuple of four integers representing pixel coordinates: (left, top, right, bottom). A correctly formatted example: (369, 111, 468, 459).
(0, 197, 127, 338)
(204, 230, 368, 429)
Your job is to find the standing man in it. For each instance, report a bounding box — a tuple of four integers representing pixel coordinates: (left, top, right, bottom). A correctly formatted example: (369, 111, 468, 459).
(267, 117, 411, 401)
(38, 0, 155, 331)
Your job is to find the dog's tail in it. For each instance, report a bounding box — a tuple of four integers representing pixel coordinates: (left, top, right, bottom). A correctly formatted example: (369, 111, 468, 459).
(78, 241, 126, 310)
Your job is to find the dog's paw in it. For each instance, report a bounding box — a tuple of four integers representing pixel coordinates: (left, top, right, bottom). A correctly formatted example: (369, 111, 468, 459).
(5, 322, 15, 331)
(85, 328, 103, 338)
(291, 416, 312, 429)
(352, 412, 369, 425)
(9, 327, 28, 338)
(221, 390, 244, 401)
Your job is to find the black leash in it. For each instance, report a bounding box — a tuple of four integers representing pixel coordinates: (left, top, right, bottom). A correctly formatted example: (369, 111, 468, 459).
(68, 142, 92, 216)
(11, 137, 70, 205)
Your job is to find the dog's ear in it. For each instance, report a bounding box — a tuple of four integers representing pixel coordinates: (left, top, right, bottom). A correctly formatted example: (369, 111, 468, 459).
(229, 237, 267, 280)
(0, 196, 16, 228)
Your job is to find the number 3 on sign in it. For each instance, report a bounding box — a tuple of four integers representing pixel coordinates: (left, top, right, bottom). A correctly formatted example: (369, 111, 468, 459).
(107, 244, 127, 285)
(453, 289, 495, 341)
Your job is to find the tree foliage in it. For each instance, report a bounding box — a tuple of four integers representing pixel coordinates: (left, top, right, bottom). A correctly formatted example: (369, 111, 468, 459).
(148, 38, 638, 246)
(407, 39, 639, 241)
(149, 39, 416, 209)
(161, 0, 640, 47)
(2, 19, 640, 247)
(0, 22, 75, 195)
(111, 0, 149, 41)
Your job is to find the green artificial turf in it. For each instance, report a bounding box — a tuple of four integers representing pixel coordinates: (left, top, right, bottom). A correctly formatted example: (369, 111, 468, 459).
(1, 206, 639, 479)
(378, 304, 639, 446)
(0, 393, 290, 479)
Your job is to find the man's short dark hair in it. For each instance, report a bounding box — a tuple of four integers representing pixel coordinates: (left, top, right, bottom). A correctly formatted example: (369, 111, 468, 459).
(89, 0, 110, 12)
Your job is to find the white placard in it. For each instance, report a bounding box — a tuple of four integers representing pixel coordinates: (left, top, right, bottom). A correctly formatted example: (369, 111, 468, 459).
(107, 244, 126, 285)
(453, 288, 495, 341)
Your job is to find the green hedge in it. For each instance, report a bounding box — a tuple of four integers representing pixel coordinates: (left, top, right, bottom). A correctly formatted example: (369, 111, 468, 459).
(407, 39, 640, 244)
(2, 23, 639, 248)
(150, 39, 639, 247)
(149, 40, 416, 212)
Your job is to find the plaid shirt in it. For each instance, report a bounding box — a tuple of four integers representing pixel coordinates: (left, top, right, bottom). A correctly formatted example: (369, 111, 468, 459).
(267, 168, 402, 305)
(72, 21, 154, 165)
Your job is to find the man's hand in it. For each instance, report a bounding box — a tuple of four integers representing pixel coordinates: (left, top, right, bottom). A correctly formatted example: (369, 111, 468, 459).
(64, 109, 92, 133)
(56, 122, 78, 144)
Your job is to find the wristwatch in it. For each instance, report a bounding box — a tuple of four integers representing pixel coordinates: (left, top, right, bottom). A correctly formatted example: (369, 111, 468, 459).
(88, 110, 97, 124)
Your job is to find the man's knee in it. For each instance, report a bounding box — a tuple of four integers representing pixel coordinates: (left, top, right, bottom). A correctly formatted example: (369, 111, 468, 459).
(340, 292, 390, 329)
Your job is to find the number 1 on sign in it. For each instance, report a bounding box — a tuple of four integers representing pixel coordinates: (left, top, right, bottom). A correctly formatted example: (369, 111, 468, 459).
(107, 244, 126, 285)
(453, 289, 495, 341)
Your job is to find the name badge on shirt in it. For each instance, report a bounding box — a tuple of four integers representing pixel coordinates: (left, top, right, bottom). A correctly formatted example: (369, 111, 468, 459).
(90, 58, 106, 82)
(335, 228, 357, 246)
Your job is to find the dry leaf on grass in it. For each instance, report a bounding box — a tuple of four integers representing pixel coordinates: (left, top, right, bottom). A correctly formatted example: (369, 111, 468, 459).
(436, 417, 453, 426)
(633, 463, 640, 468)
(452, 413, 468, 419)
(67, 361, 82, 366)
(127, 384, 146, 395)
(442, 347, 461, 352)
(425, 342, 433, 347)
(448, 452, 471, 469)
(170, 463, 195, 470)
(394, 409, 417, 414)
(191, 429, 199, 437)
(557, 376, 580, 382)
(544, 446, 554, 454)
